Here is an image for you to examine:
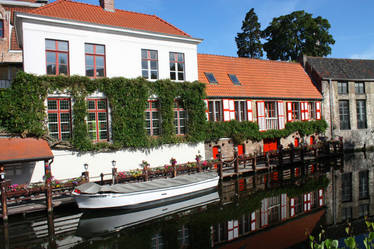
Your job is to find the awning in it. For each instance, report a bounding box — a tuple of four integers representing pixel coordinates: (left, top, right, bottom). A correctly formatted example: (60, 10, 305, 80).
(218, 209, 325, 249)
(0, 137, 54, 164)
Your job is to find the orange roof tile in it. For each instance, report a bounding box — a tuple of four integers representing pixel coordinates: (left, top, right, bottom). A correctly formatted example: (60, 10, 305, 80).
(0, 138, 53, 164)
(198, 54, 322, 99)
(24, 0, 190, 37)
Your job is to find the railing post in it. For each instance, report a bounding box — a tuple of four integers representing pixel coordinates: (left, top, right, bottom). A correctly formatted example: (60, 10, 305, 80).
(252, 153, 257, 172)
(44, 160, 53, 213)
(143, 165, 149, 182)
(234, 149, 239, 175)
(100, 173, 104, 185)
(196, 155, 202, 173)
(217, 152, 223, 180)
(112, 167, 117, 184)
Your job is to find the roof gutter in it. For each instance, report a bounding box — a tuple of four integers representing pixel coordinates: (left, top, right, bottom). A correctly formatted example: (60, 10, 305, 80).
(321, 77, 374, 82)
(206, 96, 323, 101)
(0, 1, 43, 8)
(14, 12, 204, 46)
(0, 155, 54, 165)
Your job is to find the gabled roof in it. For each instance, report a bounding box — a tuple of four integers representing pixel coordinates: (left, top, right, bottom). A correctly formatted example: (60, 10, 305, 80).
(198, 54, 322, 100)
(0, 137, 53, 164)
(306, 56, 374, 80)
(24, 0, 191, 37)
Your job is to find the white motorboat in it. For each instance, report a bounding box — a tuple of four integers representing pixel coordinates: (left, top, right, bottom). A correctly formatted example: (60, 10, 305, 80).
(76, 191, 220, 237)
(72, 172, 219, 209)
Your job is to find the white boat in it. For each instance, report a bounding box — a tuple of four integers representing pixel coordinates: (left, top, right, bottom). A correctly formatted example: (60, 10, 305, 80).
(76, 191, 220, 237)
(72, 172, 219, 209)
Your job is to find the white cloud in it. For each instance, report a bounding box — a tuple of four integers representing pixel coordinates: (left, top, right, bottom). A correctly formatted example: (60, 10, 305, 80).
(350, 45, 374, 59)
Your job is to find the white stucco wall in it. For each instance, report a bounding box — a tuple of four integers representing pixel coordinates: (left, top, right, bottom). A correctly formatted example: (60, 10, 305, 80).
(31, 142, 205, 183)
(21, 20, 199, 81)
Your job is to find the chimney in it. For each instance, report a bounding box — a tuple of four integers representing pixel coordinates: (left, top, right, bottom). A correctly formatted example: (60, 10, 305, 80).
(100, 0, 115, 12)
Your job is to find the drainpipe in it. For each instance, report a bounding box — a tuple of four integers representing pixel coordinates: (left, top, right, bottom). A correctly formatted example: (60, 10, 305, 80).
(328, 79, 334, 139)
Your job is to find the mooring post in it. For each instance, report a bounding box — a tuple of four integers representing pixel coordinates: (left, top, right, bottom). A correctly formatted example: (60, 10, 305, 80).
(196, 155, 202, 173)
(252, 153, 257, 172)
(44, 160, 53, 213)
(234, 148, 239, 175)
(143, 165, 149, 182)
(172, 160, 177, 178)
(0, 165, 8, 222)
(47, 212, 57, 249)
(218, 152, 223, 180)
(265, 152, 270, 168)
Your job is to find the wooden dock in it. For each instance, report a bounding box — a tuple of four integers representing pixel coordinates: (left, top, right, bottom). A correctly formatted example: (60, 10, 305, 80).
(0, 140, 343, 220)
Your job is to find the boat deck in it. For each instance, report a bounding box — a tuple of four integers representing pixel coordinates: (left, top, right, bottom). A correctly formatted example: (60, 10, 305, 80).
(77, 172, 218, 194)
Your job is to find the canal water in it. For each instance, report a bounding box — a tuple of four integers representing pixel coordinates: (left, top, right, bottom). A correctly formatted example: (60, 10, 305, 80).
(1, 152, 373, 249)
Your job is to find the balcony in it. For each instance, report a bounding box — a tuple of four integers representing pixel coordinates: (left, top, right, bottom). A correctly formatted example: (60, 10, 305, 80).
(0, 80, 11, 89)
(266, 118, 278, 130)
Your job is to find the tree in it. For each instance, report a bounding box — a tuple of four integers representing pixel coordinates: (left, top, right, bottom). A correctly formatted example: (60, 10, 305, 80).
(235, 8, 263, 58)
(262, 11, 335, 61)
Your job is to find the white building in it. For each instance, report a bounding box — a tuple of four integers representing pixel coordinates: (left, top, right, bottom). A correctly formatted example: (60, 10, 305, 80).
(13, 0, 204, 182)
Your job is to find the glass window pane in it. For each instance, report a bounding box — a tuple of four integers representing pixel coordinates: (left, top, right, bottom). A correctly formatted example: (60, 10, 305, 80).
(96, 56, 104, 67)
(59, 53, 68, 65)
(150, 50, 157, 59)
(98, 100, 106, 109)
(170, 62, 175, 71)
(153, 128, 160, 135)
(47, 100, 57, 110)
(178, 73, 184, 81)
(45, 40, 56, 50)
(88, 100, 95, 110)
(145, 112, 150, 120)
(100, 131, 107, 140)
(151, 71, 158, 79)
(47, 64, 56, 75)
(86, 55, 94, 66)
(150, 60, 157, 70)
(99, 122, 107, 130)
(177, 62, 184, 72)
(152, 111, 159, 119)
(59, 65, 68, 75)
(48, 113, 57, 123)
(170, 52, 175, 61)
(98, 113, 107, 121)
(60, 100, 70, 110)
(177, 53, 184, 62)
(86, 67, 94, 77)
(46, 52, 56, 64)
(96, 45, 105, 55)
(142, 60, 148, 70)
(170, 72, 176, 80)
(96, 68, 105, 77)
(151, 102, 159, 109)
(60, 113, 70, 123)
(58, 41, 68, 52)
(48, 123, 58, 133)
(141, 49, 148, 59)
(142, 70, 148, 79)
(85, 44, 94, 54)
(88, 113, 96, 121)
(61, 132, 71, 140)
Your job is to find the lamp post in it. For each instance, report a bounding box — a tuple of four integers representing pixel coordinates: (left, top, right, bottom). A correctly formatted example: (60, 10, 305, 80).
(0, 165, 8, 221)
(112, 160, 117, 185)
(83, 163, 89, 182)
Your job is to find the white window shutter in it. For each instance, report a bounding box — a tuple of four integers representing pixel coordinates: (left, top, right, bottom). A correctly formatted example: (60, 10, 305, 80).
(223, 99, 230, 121)
(290, 198, 295, 217)
(316, 102, 321, 120)
(301, 102, 305, 121)
(281, 193, 287, 220)
(204, 99, 209, 121)
(251, 212, 256, 231)
(247, 100, 253, 121)
(229, 99, 235, 120)
(287, 102, 293, 122)
(257, 101, 266, 131)
(305, 102, 309, 120)
(277, 101, 285, 129)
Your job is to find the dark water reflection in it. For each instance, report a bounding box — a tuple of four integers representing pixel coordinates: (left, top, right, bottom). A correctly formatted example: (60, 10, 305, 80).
(1, 152, 373, 249)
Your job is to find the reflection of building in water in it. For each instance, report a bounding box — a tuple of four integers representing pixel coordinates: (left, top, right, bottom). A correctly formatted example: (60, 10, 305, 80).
(325, 152, 374, 225)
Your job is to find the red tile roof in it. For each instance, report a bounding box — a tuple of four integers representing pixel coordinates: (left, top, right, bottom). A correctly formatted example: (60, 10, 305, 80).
(10, 28, 21, 50)
(198, 54, 322, 99)
(0, 138, 53, 164)
(25, 0, 190, 37)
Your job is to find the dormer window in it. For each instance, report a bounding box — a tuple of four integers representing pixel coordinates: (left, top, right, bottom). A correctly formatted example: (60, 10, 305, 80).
(204, 72, 217, 84)
(228, 74, 240, 85)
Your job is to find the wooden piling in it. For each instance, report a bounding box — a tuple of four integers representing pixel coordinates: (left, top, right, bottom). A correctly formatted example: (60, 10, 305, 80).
(47, 212, 57, 249)
(252, 153, 257, 171)
(218, 152, 223, 180)
(143, 166, 149, 181)
(100, 173, 104, 185)
(234, 151, 239, 175)
(3, 220, 9, 249)
(112, 167, 117, 184)
(44, 160, 53, 213)
(1, 181, 8, 221)
(265, 152, 270, 168)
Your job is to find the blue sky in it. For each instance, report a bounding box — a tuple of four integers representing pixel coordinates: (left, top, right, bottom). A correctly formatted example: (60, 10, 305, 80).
(70, 0, 374, 59)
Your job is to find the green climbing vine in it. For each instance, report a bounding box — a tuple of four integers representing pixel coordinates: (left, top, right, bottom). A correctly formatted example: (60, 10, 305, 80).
(0, 72, 327, 151)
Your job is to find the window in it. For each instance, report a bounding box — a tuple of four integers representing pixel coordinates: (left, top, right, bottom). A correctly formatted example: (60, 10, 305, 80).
(355, 82, 365, 94)
(265, 101, 278, 130)
(308, 102, 316, 119)
(359, 204, 369, 218)
(234, 100, 247, 121)
(87, 99, 108, 141)
(204, 72, 217, 84)
(170, 52, 185, 81)
(47, 98, 72, 140)
(342, 207, 352, 221)
(208, 100, 222, 121)
(0, 20, 3, 38)
(85, 44, 105, 78)
(45, 39, 69, 75)
(145, 101, 160, 136)
(339, 100, 350, 130)
(228, 74, 240, 85)
(338, 81, 348, 94)
(342, 173, 352, 202)
(174, 101, 186, 135)
(141, 49, 158, 80)
(356, 100, 367, 129)
(359, 170, 369, 199)
(292, 102, 300, 121)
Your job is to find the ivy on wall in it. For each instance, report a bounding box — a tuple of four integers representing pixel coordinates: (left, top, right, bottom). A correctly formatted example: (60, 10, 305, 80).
(0, 72, 327, 151)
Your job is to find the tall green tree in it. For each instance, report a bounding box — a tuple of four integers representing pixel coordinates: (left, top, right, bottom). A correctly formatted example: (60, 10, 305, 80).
(262, 10, 335, 61)
(235, 8, 263, 58)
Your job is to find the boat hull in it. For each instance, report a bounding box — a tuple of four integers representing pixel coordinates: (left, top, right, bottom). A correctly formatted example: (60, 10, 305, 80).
(73, 176, 219, 209)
